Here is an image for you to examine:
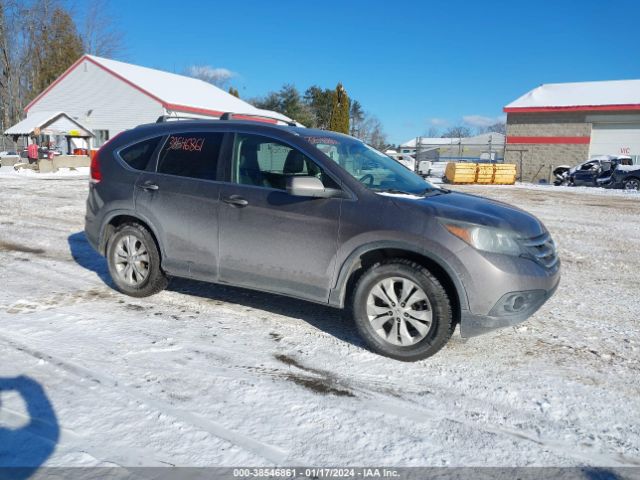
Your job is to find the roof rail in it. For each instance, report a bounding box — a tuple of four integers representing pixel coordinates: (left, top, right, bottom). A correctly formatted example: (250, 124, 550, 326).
(219, 112, 297, 127)
(155, 115, 200, 123)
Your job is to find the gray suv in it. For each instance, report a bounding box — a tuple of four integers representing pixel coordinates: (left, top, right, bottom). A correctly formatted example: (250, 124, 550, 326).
(85, 118, 560, 361)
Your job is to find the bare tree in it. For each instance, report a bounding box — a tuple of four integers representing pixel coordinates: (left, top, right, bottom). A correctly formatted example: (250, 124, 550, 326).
(442, 126, 472, 138)
(79, 0, 125, 58)
(0, 0, 88, 149)
(426, 126, 440, 137)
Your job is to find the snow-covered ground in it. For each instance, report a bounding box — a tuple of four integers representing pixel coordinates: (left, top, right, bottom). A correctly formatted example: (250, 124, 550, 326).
(0, 175, 639, 469)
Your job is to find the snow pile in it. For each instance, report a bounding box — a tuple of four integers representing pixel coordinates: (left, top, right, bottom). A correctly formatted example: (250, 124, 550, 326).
(0, 175, 638, 468)
(0, 166, 89, 179)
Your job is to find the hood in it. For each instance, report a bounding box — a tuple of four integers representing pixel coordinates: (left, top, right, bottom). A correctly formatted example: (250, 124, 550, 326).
(385, 191, 546, 238)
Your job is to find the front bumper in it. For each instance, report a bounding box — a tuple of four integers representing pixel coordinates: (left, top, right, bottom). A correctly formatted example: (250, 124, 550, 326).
(459, 279, 559, 337)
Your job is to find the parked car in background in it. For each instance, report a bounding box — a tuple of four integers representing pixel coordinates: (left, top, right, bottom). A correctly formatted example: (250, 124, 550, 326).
(388, 153, 431, 177)
(553, 155, 635, 187)
(85, 116, 560, 361)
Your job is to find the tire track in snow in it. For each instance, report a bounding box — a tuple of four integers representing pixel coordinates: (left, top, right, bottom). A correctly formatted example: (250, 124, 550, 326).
(272, 354, 640, 467)
(0, 331, 294, 465)
(0, 404, 172, 468)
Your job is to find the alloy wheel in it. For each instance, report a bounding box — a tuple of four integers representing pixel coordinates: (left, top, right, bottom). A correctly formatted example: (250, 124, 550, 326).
(366, 277, 433, 346)
(113, 234, 150, 286)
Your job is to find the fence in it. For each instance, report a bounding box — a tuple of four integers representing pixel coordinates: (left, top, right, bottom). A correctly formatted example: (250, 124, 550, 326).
(414, 136, 506, 165)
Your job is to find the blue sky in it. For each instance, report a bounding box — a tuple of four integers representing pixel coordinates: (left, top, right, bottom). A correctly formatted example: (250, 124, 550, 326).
(88, 0, 639, 144)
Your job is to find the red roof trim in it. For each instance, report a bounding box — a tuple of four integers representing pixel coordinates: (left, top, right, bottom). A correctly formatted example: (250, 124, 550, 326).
(504, 104, 640, 113)
(507, 136, 591, 145)
(164, 103, 224, 117)
(226, 114, 279, 124)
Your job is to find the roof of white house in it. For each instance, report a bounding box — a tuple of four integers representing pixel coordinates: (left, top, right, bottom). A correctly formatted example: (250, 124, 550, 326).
(5, 111, 93, 136)
(504, 79, 640, 112)
(25, 55, 294, 123)
(401, 133, 505, 148)
(401, 137, 458, 148)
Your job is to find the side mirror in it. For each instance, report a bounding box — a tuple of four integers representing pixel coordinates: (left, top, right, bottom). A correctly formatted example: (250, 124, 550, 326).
(286, 176, 341, 198)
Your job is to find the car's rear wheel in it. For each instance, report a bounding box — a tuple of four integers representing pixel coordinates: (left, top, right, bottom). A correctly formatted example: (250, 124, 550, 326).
(623, 177, 640, 191)
(350, 259, 454, 361)
(106, 223, 168, 297)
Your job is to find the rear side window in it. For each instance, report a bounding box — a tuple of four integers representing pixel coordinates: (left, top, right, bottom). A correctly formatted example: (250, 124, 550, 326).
(157, 132, 224, 181)
(119, 137, 161, 170)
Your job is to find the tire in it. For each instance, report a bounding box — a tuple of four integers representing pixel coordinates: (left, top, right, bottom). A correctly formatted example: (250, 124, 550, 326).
(623, 177, 640, 191)
(350, 259, 453, 361)
(106, 223, 168, 297)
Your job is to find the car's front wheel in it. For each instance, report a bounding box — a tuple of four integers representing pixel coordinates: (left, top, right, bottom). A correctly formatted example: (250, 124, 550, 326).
(623, 177, 640, 191)
(351, 259, 454, 361)
(106, 223, 168, 297)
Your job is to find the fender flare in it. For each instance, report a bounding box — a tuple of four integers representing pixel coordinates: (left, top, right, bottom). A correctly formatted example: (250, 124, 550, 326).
(98, 209, 165, 259)
(328, 240, 469, 311)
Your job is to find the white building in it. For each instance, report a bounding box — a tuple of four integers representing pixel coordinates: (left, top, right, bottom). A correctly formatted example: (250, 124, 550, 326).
(7, 54, 293, 152)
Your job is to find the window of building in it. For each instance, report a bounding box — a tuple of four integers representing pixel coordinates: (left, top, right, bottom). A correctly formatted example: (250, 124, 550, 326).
(120, 137, 162, 170)
(157, 132, 224, 181)
(94, 130, 110, 147)
(232, 134, 338, 190)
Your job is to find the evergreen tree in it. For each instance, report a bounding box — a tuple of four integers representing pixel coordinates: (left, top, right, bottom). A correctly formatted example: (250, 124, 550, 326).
(228, 86, 240, 98)
(304, 85, 334, 129)
(33, 8, 83, 96)
(329, 83, 349, 134)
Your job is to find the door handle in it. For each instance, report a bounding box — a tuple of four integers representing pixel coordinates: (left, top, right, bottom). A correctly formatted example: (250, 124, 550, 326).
(139, 182, 159, 191)
(223, 195, 249, 207)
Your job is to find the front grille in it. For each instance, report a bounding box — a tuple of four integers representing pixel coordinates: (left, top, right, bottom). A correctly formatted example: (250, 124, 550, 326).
(521, 232, 559, 269)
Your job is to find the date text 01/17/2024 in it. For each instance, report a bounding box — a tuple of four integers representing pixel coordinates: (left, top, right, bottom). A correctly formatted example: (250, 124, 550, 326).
(232, 468, 400, 478)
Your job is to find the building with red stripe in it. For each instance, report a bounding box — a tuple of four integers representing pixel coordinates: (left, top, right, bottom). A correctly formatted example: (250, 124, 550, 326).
(504, 79, 640, 182)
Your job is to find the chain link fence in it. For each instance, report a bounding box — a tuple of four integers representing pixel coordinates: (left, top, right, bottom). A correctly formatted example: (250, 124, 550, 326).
(414, 135, 506, 165)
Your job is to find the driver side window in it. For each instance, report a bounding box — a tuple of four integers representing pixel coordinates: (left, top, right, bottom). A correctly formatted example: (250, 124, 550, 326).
(232, 134, 339, 190)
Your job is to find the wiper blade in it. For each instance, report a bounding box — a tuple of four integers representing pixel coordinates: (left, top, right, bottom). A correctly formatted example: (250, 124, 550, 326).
(376, 188, 417, 195)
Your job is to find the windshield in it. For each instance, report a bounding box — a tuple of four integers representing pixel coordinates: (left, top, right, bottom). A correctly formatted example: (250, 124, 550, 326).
(303, 133, 437, 195)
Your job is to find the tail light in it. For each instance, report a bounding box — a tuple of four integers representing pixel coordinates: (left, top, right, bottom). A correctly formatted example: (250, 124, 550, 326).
(89, 131, 124, 184)
(90, 149, 102, 183)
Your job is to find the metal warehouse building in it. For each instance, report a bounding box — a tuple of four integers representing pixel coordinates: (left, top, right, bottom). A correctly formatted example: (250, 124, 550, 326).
(504, 79, 640, 182)
(5, 55, 291, 152)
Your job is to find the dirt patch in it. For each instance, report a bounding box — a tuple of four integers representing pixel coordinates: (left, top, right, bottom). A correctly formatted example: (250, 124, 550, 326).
(125, 304, 145, 312)
(283, 372, 355, 397)
(0, 240, 45, 254)
(275, 353, 356, 397)
(274, 353, 319, 374)
(270, 332, 283, 342)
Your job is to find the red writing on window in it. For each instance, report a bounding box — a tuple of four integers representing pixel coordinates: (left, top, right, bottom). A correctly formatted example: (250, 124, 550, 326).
(167, 136, 205, 152)
(304, 136, 339, 145)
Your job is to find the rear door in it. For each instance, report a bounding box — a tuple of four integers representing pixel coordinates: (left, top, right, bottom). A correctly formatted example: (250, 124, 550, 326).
(134, 130, 226, 281)
(217, 132, 342, 302)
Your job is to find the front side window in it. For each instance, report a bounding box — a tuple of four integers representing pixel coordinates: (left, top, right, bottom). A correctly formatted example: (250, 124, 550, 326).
(157, 132, 223, 180)
(120, 137, 162, 170)
(232, 133, 338, 190)
(303, 133, 436, 195)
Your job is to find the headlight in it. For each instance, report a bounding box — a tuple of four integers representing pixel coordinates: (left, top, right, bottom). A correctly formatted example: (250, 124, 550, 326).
(439, 219, 522, 256)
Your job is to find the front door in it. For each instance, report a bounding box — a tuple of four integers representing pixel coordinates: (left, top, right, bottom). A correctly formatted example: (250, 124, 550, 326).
(572, 160, 599, 186)
(134, 131, 225, 281)
(217, 133, 342, 302)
